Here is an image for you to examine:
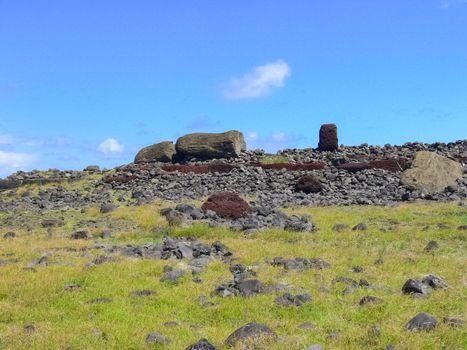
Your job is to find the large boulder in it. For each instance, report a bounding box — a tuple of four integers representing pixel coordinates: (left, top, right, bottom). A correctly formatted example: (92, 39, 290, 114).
(201, 192, 250, 219)
(401, 151, 463, 194)
(176, 130, 246, 159)
(134, 141, 176, 163)
(318, 124, 338, 151)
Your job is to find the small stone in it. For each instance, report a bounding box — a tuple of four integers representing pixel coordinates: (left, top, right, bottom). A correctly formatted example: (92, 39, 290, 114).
(185, 338, 220, 350)
(225, 322, 277, 347)
(24, 324, 35, 333)
(443, 317, 465, 327)
(368, 324, 381, 338)
(160, 268, 186, 283)
(401, 279, 432, 295)
(70, 230, 90, 240)
(164, 321, 179, 327)
(64, 284, 82, 291)
(421, 275, 448, 289)
(304, 345, 324, 350)
(100, 203, 117, 214)
(88, 297, 112, 304)
(146, 332, 171, 345)
(131, 289, 156, 297)
(352, 266, 364, 273)
(342, 286, 354, 295)
(424, 240, 439, 252)
(332, 223, 348, 232)
(352, 223, 368, 231)
(100, 230, 112, 239)
(298, 322, 316, 330)
(237, 279, 264, 297)
(359, 296, 384, 305)
(3, 231, 16, 239)
(406, 312, 438, 331)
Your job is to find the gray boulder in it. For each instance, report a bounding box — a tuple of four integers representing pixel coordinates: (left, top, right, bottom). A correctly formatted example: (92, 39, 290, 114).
(401, 151, 463, 194)
(176, 130, 246, 159)
(134, 141, 176, 163)
(406, 312, 438, 331)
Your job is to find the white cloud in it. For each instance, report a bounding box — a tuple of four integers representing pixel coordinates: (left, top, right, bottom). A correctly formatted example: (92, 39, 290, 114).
(246, 132, 259, 141)
(0, 150, 37, 176)
(245, 132, 305, 152)
(223, 60, 291, 100)
(98, 138, 124, 156)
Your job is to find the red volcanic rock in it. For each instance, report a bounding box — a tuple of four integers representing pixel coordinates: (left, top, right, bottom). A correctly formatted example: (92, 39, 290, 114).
(161, 164, 234, 174)
(295, 175, 322, 194)
(369, 159, 407, 172)
(253, 162, 325, 171)
(336, 162, 370, 173)
(318, 124, 338, 151)
(102, 175, 137, 184)
(201, 192, 250, 219)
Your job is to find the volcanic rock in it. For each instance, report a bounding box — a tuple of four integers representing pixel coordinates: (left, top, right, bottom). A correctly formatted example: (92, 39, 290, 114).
(225, 322, 277, 347)
(406, 312, 438, 331)
(295, 175, 322, 194)
(201, 192, 250, 219)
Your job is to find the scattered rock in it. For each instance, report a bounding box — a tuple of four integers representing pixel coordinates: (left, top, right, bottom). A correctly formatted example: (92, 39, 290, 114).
(401, 279, 432, 295)
(298, 322, 316, 330)
(160, 268, 186, 283)
(295, 175, 322, 194)
(185, 339, 220, 350)
(237, 279, 264, 297)
(64, 284, 82, 291)
(424, 240, 439, 252)
(131, 289, 156, 297)
(3, 231, 16, 238)
(23, 324, 35, 333)
(225, 322, 277, 347)
(443, 317, 465, 327)
(70, 230, 90, 240)
(88, 297, 112, 304)
(100, 203, 117, 214)
(406, 312, 438, 331)
(272, 257, 331, 270)
(275, 293, 311, 306)
(332, 223, 348, 232)
(304, 345, 324, 350)
(421, 275, 448, 289)
(145, 332, 171, 345)
(359, 295, 384, 305)
(352, 223, 368, 231)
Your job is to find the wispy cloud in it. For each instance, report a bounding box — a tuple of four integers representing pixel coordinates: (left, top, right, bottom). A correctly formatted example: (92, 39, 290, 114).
(97, 138, 124, 156)
(245, 131, 305, 152)
(223, 60, 291, 100)
(0, 134, 14, 145)
(0, 150, 38, 177)
(441, 0, 467, 8)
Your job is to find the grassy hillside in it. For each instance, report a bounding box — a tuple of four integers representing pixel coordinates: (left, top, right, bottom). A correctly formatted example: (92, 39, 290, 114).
(0, 202, 466, 349)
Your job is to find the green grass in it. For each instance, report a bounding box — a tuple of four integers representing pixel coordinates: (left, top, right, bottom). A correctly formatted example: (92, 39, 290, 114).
(0, 202, 466, 349)
(259, 155, 290, 164)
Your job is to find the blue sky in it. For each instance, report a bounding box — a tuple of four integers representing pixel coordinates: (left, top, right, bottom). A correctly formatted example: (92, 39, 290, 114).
(1, 0, 466, 177)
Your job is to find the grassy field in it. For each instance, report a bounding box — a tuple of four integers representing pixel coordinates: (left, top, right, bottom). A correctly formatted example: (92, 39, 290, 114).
(0, 202, 466, 349)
